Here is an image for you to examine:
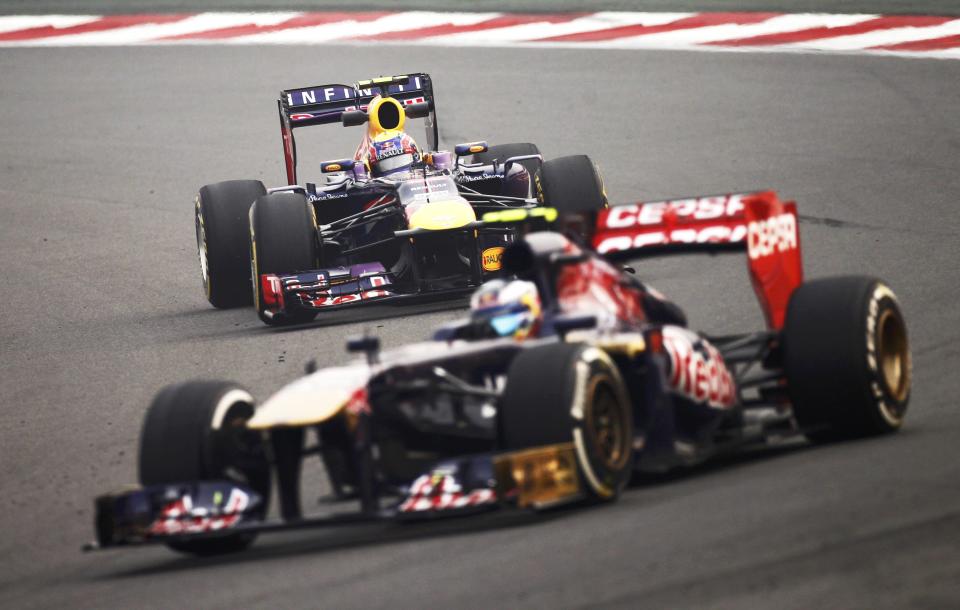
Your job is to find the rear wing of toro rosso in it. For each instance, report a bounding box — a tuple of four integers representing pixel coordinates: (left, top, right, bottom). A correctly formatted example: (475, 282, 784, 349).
(278, 73, 438, 184)
(590, 190, 803, 330)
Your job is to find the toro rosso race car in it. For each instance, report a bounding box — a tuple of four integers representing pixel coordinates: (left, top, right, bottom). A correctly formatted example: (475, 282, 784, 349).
(91, 191, 911, 555)
(193, 72, 608, 325)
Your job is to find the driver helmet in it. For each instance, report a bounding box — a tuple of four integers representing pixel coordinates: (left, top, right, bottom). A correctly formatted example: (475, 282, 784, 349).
(362, 95, 421, 177)
(469, 279, 542, 340)
(369, 132, 420, 177)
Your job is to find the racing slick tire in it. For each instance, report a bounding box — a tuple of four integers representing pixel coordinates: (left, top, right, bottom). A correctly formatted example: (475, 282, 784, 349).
(782, 276, 911, 441)
(195, 180, 266, 308)
(139, 381, 271, 555)
(536, 154, 607, 213)
(474, 143, 541, 196)
(500, 343, 634, 503)
(536, 155, 607, 239)
(249, 191, 320, 325)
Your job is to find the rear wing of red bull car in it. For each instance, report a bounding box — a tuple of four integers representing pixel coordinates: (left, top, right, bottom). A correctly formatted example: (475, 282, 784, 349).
(278, 72, 438, 184)
(591, 190, 803, 330)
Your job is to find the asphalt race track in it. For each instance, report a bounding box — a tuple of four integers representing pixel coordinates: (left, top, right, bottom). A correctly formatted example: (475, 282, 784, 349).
(2, 42, 959, 609)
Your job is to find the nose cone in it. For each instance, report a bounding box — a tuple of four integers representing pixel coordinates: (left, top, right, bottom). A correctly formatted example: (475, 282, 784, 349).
(247, 365, 371, 429)
(407, 198, 477, 231)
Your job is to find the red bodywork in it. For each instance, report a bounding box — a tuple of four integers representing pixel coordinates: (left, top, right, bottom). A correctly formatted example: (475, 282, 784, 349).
(662, 326, 737, 409)
(260, 274, 285, 313)
(556, 254, 646, 325)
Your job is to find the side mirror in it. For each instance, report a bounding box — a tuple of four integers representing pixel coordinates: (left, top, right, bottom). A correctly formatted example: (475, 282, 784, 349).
(321, 159, 356, 173)
(341, 110, 368, 127)
(553, 314, 597, 339)
(347, 334, 381, 364)
(454, 141, 488, 156)
(405, 101, 431, 119)
(550, 251, 588, 266)
(503, 153, 543, 176)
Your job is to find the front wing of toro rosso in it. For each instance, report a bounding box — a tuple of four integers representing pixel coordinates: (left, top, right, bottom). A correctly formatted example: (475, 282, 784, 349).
(91, 191, 803, 550)
(93, 451, 570, 549)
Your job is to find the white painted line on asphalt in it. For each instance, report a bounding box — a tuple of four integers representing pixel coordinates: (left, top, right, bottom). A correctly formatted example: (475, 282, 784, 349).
(787, 18, 960, 50)
(0, 15, 99, 34)
(426, 12, 691, 44)
(1, 11, 959, 58)
(29, 12, 302, 45)
(601, 13, 878, 47)
(231, 11, 498, 44)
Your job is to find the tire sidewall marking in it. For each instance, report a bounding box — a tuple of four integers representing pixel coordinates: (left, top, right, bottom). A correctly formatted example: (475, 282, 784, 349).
(249, 204, 261, 312)
(571, 347, 630, 498)
(195, 196, 211, 297)
(865, 283, 909, 428)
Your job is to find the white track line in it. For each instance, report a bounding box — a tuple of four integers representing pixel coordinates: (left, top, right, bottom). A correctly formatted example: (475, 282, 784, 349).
(231, 11, 498, 44)
(786, 18, 960, 50)
(1, 11, 958, 57)
(0, 15, 100, 34)
(31, 12, 302, 45)
(601, 13, 878, 47)
(426, 12, 691, 44)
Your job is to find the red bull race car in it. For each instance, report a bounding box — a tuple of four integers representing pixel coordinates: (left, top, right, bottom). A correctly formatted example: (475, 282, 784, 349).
(90, 190, 911, 555)
(194, 73, 607, 325)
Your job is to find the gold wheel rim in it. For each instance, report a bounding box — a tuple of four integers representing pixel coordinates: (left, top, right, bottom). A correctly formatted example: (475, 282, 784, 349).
(877, 308, 910, 403)
(585, 375, 630, 471)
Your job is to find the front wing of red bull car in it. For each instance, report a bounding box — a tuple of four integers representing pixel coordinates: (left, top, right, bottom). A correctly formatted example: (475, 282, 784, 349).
(195, 73, 601, 326)
(94, 192, 911, 554)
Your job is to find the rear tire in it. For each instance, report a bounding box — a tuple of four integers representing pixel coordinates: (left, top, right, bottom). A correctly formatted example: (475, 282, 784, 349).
(139, 381, 271, 555)
(195, 180, 265, 308)
(249, 192, 320, 325)
(500, 343, 634, 502)
(783, 276, 911, 441)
